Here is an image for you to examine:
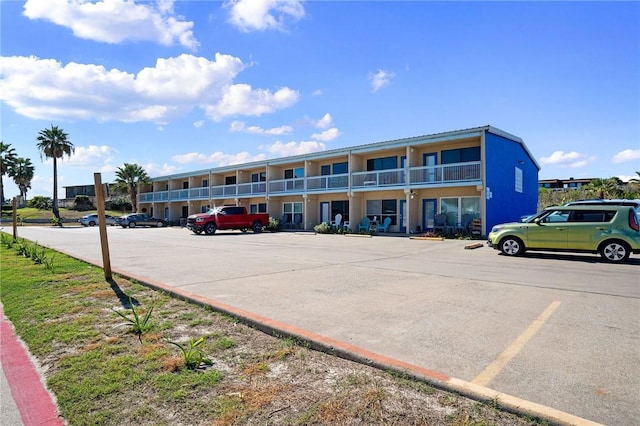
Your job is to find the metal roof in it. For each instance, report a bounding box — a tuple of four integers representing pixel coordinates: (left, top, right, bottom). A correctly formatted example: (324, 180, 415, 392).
(151, 125, 539, 182)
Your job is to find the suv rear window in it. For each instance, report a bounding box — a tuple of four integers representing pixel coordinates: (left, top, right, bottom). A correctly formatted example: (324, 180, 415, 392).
(571, 210, 616, 223)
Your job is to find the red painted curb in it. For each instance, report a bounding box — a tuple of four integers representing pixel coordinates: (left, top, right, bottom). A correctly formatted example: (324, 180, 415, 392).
(0, 305, 64, 426)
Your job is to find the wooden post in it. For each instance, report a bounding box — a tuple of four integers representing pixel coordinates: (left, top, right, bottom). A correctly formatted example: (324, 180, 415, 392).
(94, 173, 112, 281)
(12, 198, 17, 240)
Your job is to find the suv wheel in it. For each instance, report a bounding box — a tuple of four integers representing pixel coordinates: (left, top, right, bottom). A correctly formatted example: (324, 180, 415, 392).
(500, 237, 524, 256)
(599, 240, 630, 263)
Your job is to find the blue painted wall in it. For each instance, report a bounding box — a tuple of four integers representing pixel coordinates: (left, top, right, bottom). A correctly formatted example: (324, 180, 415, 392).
(484, 131, 539, 231)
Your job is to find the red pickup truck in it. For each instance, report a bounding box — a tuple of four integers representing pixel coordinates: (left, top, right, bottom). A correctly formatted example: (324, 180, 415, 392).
(186, 206, 269, 235)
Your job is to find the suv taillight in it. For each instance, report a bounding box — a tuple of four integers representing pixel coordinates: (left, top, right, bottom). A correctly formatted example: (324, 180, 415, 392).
(629, 210, 640, 231)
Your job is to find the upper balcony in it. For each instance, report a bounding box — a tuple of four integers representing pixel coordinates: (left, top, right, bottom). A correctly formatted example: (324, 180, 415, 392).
(351, 161, 480, 189)
(138, 161, 481, 203)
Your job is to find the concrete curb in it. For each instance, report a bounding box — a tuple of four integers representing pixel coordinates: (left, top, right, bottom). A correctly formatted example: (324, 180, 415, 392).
(1, 305, 65, 426)
(26, 242, 604, 426)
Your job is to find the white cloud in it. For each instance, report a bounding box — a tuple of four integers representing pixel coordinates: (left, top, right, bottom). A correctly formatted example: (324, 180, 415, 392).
(225, 0, 305, 32)
(612, 149, 640, 164)
(144, 162, 181, 177)
(0, 54, 299, 123)
(262, 140, 326, 156)
(171, 151, 267, 166)
(67, 145, 116, 167)
(230, 120, 293, 135)
(204, 84, 299, 120)
(23, 0, 199, 50)
(311, 127, 341, 142)
(368, 69, 394, 93)
(539, 151, 596, 168)
(314, 113, 332, 129)
(193, 120, 205, 128)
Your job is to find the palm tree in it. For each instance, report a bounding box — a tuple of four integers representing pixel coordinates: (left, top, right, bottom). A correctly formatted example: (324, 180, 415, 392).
(36, 125, 75, 222)
(114, 163, 151, 213)
(0, 141, 18, 204)
(12, 157, 35, 201)
(630, 171, 640, 184)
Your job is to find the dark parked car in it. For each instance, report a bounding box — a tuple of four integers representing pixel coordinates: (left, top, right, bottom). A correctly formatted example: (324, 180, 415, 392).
(78, 214, 116, 227)
(116, 214, 166, 228)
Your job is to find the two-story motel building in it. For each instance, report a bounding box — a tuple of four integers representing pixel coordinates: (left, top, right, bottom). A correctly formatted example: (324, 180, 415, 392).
(138, 125, 540, 236)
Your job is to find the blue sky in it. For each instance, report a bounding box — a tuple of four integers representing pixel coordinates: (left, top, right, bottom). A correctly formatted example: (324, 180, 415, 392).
(1, 0, 639, 200)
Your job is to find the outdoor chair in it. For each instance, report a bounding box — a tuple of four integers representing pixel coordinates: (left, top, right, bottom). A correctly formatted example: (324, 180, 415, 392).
(377, 217, 392, 232)
(281, 214, 291, 229)
(458, 214, 472, 235)
(357, 217, 370, 232)
(331, 213, 343, 231)
(292, 213, 302, 229)
(434, 213, 449, 235)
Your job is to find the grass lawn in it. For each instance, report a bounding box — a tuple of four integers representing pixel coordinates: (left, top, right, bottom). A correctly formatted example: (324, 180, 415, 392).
(2, 207, 130, 221)
(0, 232, 544, 426)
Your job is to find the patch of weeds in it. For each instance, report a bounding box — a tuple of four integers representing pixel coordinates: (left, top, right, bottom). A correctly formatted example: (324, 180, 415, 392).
(242, 362, 270, 376)
(112, 296, 154, 342)
(212, 393, 244, 425)
(168, 337, 213, 370)
(213, 336, 235, 351)
(178, 312, 197, 321)
(189, 317, 214, 327)
(340, 372, 374, 388)
(388, 370, 436, 395)
(154, 369, 223, 400)
(262, 337, 297, 361)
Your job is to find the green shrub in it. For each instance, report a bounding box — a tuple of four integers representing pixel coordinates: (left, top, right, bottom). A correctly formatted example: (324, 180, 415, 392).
(264, 216, 282, 232)
(27, 196, 53, 210)
(73, 195, 94, 211)
(106, 196, 132, 212)
(314, 222, 331, 234)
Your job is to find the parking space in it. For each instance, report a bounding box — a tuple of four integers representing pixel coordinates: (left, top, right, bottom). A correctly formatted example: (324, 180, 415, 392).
(8, 226, 640, 425)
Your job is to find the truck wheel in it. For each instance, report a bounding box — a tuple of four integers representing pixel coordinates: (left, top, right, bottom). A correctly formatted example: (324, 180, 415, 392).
(204, 223, 217, 235)
(252, 222, 263, 233)
(156, 221, 164, 227)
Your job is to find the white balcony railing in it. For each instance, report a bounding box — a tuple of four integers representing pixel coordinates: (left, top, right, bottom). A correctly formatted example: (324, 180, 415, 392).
(189, 187, 210, 199)
(409, 161, 480, 185)
(352, 169, 405, 188)
(307, 174, 349, 191)
(269, 178, 305, 194)
(138, 162, 482, 203)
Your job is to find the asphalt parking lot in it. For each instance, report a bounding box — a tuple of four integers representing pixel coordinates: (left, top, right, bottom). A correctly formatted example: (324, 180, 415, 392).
(6, 225, 640, 425)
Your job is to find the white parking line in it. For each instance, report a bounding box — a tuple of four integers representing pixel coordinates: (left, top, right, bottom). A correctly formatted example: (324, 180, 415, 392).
(472, 301, 562, 387)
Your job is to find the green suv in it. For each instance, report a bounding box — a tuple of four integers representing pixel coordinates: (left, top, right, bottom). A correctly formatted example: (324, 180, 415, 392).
(487, 205, 640, 263)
